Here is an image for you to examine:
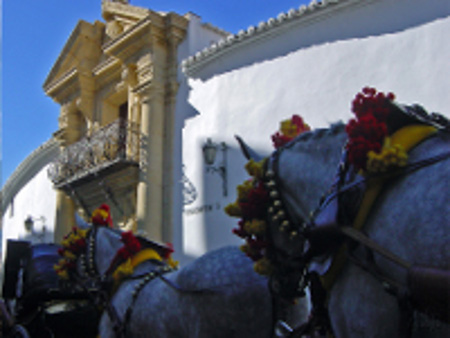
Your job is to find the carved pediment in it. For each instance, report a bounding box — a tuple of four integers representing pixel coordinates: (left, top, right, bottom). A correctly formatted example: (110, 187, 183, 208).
(102, 1, 150, 39)
(43, 20, 105, 100)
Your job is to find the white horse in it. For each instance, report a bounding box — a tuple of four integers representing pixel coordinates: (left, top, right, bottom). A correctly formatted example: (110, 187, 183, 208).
(62, 225, 304, 337)
(239, 105, 449, 337)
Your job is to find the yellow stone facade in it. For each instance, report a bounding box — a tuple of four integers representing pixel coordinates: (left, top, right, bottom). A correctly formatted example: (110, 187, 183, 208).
(44, 1, 188, 243)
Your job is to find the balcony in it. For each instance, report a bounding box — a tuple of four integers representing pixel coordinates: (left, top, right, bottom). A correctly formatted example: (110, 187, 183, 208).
(48, 119, 140, 189)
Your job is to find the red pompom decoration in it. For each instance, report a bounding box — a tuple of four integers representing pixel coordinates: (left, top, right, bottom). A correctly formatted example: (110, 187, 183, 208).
(117, 231, 142, 260)
(346, 87, 395, 171)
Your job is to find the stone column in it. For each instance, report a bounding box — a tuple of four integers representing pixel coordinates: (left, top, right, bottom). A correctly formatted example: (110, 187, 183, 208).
(135, 84, 165, 242)
(54, 191, 76, 243)
(53, 101, 81, 242)
(123, 64, 138, 160)
(161, 28, 185, 243)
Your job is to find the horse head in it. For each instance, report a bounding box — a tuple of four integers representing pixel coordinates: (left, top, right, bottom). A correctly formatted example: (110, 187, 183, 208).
(55, 221, 174, 295)
(232, 132, 344, 299)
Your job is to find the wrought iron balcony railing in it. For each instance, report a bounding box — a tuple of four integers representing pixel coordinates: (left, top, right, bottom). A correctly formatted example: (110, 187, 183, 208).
(48, 119, 140, 186)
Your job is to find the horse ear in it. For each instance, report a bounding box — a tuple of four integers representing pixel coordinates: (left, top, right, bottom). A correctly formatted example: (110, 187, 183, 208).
(75, 212, 90, 229)
(235, 135, 264, 161)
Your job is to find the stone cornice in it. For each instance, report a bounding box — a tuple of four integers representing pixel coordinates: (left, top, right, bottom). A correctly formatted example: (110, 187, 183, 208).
(102, 1, 150, 22)
(92, 56, 121, 75)
(182, 0, 370, 76)
(92, 57, 122, 88)
(43, 68, 79, 101)
(165, 12, 189, 32)
(165, 13, 189, 43)
(103, 17, 153, 60)
(1, 138, 60, 215)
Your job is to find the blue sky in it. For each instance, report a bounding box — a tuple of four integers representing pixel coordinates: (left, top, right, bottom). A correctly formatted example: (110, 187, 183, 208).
(2, 0, 309, 186)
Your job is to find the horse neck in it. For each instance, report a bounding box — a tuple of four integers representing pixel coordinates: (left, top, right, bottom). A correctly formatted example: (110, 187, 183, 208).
(91, 226, 123, 276)
(276, 124, 347, 222)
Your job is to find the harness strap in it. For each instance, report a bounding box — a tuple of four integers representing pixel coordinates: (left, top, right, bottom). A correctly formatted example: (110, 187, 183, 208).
(319, 149, 450, 214)
(108, 265, 173, 338)
(320, 125, 441, 291)
(341, 227, 411, 270)
(105, 296, 125, 337)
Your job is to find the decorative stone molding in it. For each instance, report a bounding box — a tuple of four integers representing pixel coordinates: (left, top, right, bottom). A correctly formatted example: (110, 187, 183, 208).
(92, 57, 122, 89)
(103, 17, 153, 60)
(44, 20, 104, 101)
(44, 68, 79, 104)
(106, 20, 124, 39)
(102, 1, 149, 25)
(58, 100, 77, 129)
(121, 63, 138, 86)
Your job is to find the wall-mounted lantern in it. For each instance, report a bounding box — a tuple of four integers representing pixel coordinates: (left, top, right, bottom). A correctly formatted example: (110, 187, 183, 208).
(202, 138, 228, 197)
(24, 215, 47, 243)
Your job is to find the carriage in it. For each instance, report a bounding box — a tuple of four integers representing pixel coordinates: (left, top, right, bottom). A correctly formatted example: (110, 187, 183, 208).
(1, 239, 99, 337)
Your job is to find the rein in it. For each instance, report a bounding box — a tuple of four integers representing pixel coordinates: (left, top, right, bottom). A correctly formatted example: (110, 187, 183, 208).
(106, 263, 174, 338)
(316, 149, 450, 216)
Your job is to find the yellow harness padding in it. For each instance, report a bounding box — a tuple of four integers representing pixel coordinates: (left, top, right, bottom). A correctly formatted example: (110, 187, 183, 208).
(320, 125, 437, 291)
(113, 248, 163, 283)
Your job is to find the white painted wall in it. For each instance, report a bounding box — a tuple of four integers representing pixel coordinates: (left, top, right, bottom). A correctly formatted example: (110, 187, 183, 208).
(171, 14, 229, 264)
(180, 0, 450, 262)
(1, 139, 59, 266)
(2, 164, 57, 256)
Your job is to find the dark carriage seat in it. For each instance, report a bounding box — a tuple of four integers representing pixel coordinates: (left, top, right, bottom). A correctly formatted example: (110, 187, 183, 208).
(2, 240, 31, 299)
(2, 240, 91, 313)
(22, 243, 62, 301)
(22, 243, 93, 304)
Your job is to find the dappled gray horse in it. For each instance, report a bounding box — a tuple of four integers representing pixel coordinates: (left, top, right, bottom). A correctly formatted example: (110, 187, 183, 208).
(72, 226, 275, 337)
(239, 103, 449, 337)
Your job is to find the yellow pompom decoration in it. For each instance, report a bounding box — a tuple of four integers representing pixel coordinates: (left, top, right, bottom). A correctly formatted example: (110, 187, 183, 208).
(253, 257, 275, 276)
(280, 119, 300, 138)
(78, 229, 89, 238)
(236, 180, 253, 200)
(224, 202, 242, 217)
(56, 270, 69, 280)
(243, 219, 267, 236)
(61, 238, 70, 248)
(63, 251, 76, 260)
(366, 137, 408, 173)
(245, 159, 267, 180)
(240, 243, 256, 256)
(92, 208, 108, 220)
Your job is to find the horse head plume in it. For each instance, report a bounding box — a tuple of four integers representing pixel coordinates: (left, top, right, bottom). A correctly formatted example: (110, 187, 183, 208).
(234, 135, 264, 161)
